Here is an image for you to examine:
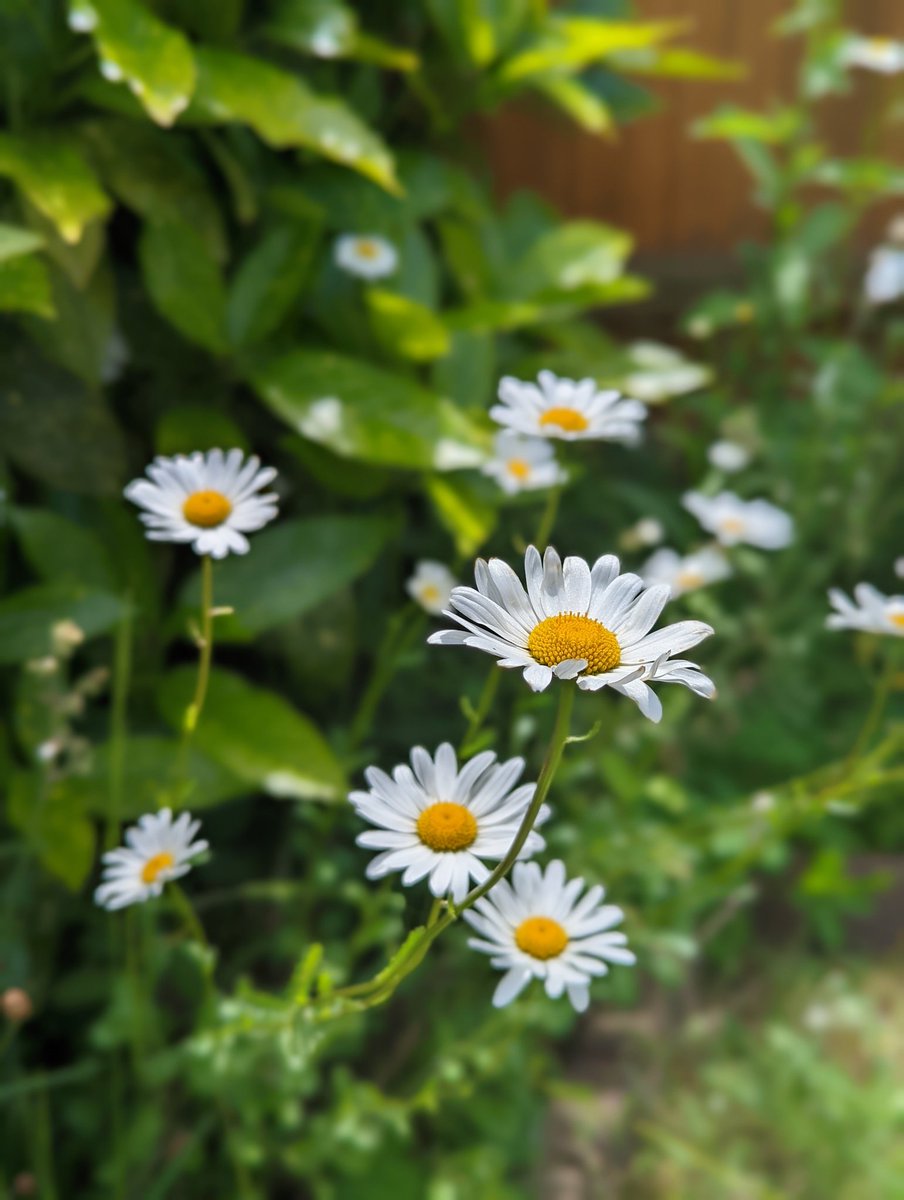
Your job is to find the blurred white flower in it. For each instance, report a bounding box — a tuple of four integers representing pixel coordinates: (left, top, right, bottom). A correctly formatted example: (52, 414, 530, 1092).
(464, 859, 635, 1011)
(707, 440, 750, 473)
(95, 809, 208, 911)
(864, 246, 904, 306)
(125, 448, 278, 558)
(751, 791, 776, 813)
(840, 34, 904, 74)
(683, 491, 793, 550)
(429, 546, 714, 720)
(624, 342, 710, 403)
(687, 316, 713, 340)
(628, 517, 665, 548)
(334, 234, 398, 280)
(641, 546, 731, 597)
(895, 557, 904, 579)
(481, 431, 566, 495)
(406, 560, 458, 615)
(827, 583, 904, 637)
(68, 3, 97, 32)
(491, 371, 646, 444)
(350, 743, 548, 905)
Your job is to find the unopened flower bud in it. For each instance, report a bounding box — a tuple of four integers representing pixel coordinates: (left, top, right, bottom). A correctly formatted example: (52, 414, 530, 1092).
(2, 987, 34, 1023)
(51, 620, 85, 657)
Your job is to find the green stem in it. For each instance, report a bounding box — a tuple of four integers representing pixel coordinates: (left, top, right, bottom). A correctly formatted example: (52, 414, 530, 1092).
(844, 645, 900, 774)
(184, 556, 214, 739)
(459, 667, 501, 754)
(170, 883, 209, 950)
(348, 605, 426, 750)
(106, 599, 132, 851)
(534, 485, 562, 548)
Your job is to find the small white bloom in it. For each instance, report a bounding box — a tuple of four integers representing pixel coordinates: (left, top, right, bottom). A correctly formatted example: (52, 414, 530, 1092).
(632, 517, 664, 547)
(687, 316, 713, 340)
(429, 546, 714, 720)
(406, 561, 458, 615)
(94, 809, 208, 911)
(751, 790, 776, 813)
(125, 448, 278, 559)
(623, 343, 709, 403)
(350, 744, 549, 905)
(641, 546, 731, 597)
(334, 234, 398, 280)
(482, 432, 567, 495)
(491, 371, 646, 444)
(68, 4, 97, 32)
(863, 246, 904, 306)
(299, 396, 344, 440)
(827, 583, 904, 637)
(707, 440, 750, 473)
(464, 859, 635, 1012)
(840, 34, 904, 74)
(895, 557, 904, 579)
(36, 739, 64, 764)
(683, 491, 793, 550)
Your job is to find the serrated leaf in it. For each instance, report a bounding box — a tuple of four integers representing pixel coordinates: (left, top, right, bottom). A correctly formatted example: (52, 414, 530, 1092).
(0, 132, 111, 243)
(365, 288, 450, 361)
(158, 667, 345, 801)
(139, 217, 228, 353)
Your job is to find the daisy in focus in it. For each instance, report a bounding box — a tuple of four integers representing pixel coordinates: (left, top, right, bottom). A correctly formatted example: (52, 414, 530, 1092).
(827, 583, 904, 637)
(407, 560, 458, 616)
(464, 859, 635, 1012)
(334, 233, 398, 280)
(350, 743, 548, 905)
(482, 431, 567, 495)
(125, 449, 278, 558)
(428, 545, 714, 720)
(94, 809, 208, 911)
(839, 34, 904, 74)
(492, 370, 646, 444)
(683, 490, 793, 550)
(641, 545, 731, 597)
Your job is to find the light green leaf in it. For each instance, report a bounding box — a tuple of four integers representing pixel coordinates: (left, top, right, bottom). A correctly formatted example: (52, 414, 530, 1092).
(139, 218, 228, 353)
(531, 75, 615, 134)
(0, 254, 54, 318)
(8, 771, 95, 891)
(0, 132, 111, 243)
(252, 350, 488, 470)
(68, 0, 197, 127)
(262, 0, 358, 58)
(498, 17, 681, 83)
(227, 219, 323, 348)
(158, 667, 346, 801)
(425, 474, 496, 557)
(0, 585, 126, 664)
(432, 330, 495, 409)
(10, 508, 117, 590)
(614, 46, 743, 80)
(179, 514, 395, 639)
(427, 0, 531, 66)
(366, 288, 450, 361)
(694, 104, 804, 144)
(448, 276, 651, 331)
(190, 47, 399, 193)
(508, 221, 632, 297)
(0, 223, 44, 263)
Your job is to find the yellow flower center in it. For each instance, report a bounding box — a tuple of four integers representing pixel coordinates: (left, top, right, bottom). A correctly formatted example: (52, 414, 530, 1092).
(734, 301, 755, 323)
(141, 851, 175, 884)
(515, 916, 568, 960)
(868, 37, 893, 51)
(355, 239, 380, 260)
(539, 407, 589, 434)
(889, 612, 904, 628)
(419, 583, 441, 606)
(527, 613, 621, 675)
(416, 802, 478, 852)
(719, 515, 746, 536)
(182, 489, 232, 528)
(507, 458, 531, 480)
(676, 570, 705, 591)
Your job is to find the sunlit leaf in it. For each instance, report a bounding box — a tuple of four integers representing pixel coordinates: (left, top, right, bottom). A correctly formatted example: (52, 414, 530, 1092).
(0, 254, 53, 318)
(0, 132, 111, 243)
(498, 17, 681, 83)
(0, 223, 44, 263)
(366, 288, 451, 361)
(425, 474, 496, 557)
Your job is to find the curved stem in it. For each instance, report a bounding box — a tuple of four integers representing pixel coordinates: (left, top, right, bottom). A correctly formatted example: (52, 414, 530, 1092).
(534, 485, 562, 549)
(185, 556, 214, 738)
(844, 643, 900, 774)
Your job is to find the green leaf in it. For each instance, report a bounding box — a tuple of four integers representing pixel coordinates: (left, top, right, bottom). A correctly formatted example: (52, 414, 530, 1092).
(139, 217, 228, 354)
(498, 17, 681, 83)
(0, 253, 53, 318)
(190, 47, 399, 193)
(614, 46, 743, 80)
(69, 0, 197, 127)
(156, 406, 249, 456)
(694, 104, 804, 144)
(10, 508, 116, 590)
(0, 223, 44, 263)
(262, 0, 357, 57)
(0, 585, 126, 664)
(425, 474, 496, 557)
(179, 514, 396, 639)
(448, 276, 650, 331)
(432, 330, 495, 409)
(508, 221, 632, 297)
(8, 770, 95, 891)
(251, 350, 488, 470)
(365, 288, 450, 361)
(227, 219, 323, 348)
(158, 667, 345, 801)
(427, 0, 531, 67)
(0, 132, 111, 243)
(26, 259, 116, 386)
(531, 75, 615, 135)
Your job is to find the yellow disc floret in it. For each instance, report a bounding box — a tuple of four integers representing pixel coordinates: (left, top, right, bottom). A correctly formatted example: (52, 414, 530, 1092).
(416, 802, 478, 852)
(515, 916, 568, 960)
(182, 489, 233, 528)
(141, 851, 175, 884)
(355, 239, 380, 260)
(539, 407, 589, 433)
(507, 458, 531, 481)
(889, 612, 904, 629)
(527, 613, 620, 675)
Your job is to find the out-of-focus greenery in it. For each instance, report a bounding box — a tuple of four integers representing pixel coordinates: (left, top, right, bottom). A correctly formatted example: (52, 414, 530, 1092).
(1, 0, 902, 1196)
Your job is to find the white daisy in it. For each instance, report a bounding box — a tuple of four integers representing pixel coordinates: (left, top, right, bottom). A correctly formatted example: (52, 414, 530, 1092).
(616, 649, 717, 722)
(683, 490, 793, 550)
(840, 34, 904, 74)
(124, 448, 278, 559)
(827, 583, 904, 637)
(334, 233, 398, 280)
(94, 809, 208, 911)
(350, 744, 549, 905)
(707, 440, 750, 473)
(406, 560, 458, 616)
(864, 246, 904, 306)
(641, 546, 731, 597)
(481, 432, 567, 495)
(491, 370, 646, 444)
(428, 545, 714, 719)
(464, 859, 635, 1012)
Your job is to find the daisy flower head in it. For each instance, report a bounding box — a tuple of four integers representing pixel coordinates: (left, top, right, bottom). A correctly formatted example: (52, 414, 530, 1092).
(642, 546, 731, 598)
(482, 431, 567, 495)
(428, 545, 714, 720)
(94, 809, 208, 911)
(124, 448, 278, 559)
(491, 370, 647, 444)
(334, 233, 398, 280)
(840, 34, 904, 74)
(827, 583, 904, 637)
(683, 490, 793, 550)
(464, 860, 635, 1012)
(350, 744, 548, 905)
(406, 560, 458, 616)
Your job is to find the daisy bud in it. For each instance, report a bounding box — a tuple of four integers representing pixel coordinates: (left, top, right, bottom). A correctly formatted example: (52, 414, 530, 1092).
(2, 987, 34, 1023)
